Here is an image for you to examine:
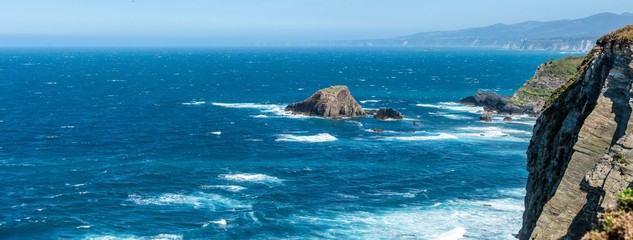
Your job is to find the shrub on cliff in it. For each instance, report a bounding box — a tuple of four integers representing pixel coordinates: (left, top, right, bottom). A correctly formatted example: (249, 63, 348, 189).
(618, 188, 633, 212)
(582, 188, 633, 240)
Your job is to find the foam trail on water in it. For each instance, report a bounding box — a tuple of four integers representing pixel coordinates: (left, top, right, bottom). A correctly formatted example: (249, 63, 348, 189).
(385, 133, 458, 141)
(416, 102, 484, 114)
(211, 102, 312, 118)
(455, 126, 531, 140)
(182, 101, 206, 106)
(211, 102, 278, 109)
(127, 193, 251, 210)
(200, 185, 246, 192)
(359, 99, 382, 104)
(276, 133, 337, 143)
(84, 233, 183, 240)
(219, 173, 283, 184)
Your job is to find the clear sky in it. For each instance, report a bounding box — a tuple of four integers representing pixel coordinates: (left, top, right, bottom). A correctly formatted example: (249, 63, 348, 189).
(1, 0, 632, 46)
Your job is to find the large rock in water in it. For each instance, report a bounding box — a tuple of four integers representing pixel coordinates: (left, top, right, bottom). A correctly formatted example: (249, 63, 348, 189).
(285, 85, 367, 118)
(519, 25, 633, 239)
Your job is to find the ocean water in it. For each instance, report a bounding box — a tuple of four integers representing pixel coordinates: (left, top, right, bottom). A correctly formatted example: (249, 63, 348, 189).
(0, 48, 575, 239)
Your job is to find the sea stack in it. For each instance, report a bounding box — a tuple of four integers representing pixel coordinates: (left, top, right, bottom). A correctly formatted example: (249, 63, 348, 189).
(519, 25, 633, 239)
(285, 85, 367, 118)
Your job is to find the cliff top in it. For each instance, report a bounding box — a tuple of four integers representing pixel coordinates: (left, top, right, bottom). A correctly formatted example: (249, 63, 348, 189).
(598, 25, 633, 43)
(510, 56, 583, 106)
(538, 56, 584, 77)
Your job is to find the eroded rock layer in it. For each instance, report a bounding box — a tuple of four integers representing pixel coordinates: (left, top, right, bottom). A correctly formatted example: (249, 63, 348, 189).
(520, 25, 633, 239)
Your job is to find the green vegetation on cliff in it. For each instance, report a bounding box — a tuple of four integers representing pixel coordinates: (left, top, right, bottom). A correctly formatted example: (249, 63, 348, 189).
(583, 189, 633, 239)
(510, 56, 584, 106)
(598, 25, 633, 43)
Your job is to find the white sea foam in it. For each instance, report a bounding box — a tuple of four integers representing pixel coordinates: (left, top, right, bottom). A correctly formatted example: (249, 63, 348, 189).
(456, 126, 531, 139)
(211, 102, 309, 118)
(219, 173, 283, 184)
(84, 233, 183, 240)
(276, 133, 338, 142)
(203, 219, 227, 227)
(385, 133, 458, 141)
(429, 112, 473, 120)
(127, 193, 251, 210)
(251, 114, 269, 118)
(291, 188, 523, 239)
(182, 101, 206, 106)
(434, 227, 467, 240)
(211, 102, 276, 109)
(210, 131, 222, 135)
(416, 102, 484, 114)
(359, 99, 382, 104)
(200, 185, 246, 192)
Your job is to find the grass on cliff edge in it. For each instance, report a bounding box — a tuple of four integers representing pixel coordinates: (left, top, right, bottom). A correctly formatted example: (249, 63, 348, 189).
(511, 56, 583, 105)
(598, 25, 633, 43)
(545, 25, 633, 109)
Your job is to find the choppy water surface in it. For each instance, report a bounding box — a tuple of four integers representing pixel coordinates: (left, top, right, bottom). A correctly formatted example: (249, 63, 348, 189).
(0, 48, 575, 239)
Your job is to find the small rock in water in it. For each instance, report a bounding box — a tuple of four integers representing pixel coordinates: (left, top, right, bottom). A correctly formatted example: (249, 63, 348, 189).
(370, 128, 384, 133)
(479, 112, 493, 122)
(503, 116, 513, 122)
(373, 107, 403, 120)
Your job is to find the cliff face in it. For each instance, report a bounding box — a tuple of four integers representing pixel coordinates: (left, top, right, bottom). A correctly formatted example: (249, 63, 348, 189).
(285, 85, 367, 118)
(520, 26, 633, 239)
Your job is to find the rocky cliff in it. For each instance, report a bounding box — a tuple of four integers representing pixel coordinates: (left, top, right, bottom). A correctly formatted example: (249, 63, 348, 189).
(460, 57, 584, 117)
(285, 85, 367, 118)
(520, 25, 633, 239)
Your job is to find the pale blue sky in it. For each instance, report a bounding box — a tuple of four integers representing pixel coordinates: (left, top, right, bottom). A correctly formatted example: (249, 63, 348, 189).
(1, 0, 632, 46)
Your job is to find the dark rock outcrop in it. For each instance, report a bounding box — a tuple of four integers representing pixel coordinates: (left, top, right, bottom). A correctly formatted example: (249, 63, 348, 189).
(479, 112, 493, 122)
(459, 91, 536, 116)
(370, 108, 403, 120)
(503, 117, 513, 122)
(519, 25, 633, 239)
(285, 85, 367, 118)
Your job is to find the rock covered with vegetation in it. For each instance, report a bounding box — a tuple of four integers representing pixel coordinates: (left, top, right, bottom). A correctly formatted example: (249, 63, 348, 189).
(510, 56, 584, 110)
(519, 25, 633, 239)
(460, 56, 584, 117)
(285, 85, 367, 118)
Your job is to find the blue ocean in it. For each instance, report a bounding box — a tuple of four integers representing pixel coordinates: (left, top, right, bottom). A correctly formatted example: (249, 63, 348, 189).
(0, 48, 575, 239)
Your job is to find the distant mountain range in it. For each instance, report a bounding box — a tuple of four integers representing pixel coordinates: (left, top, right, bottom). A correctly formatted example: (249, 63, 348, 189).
(271, 12, 633, 52)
